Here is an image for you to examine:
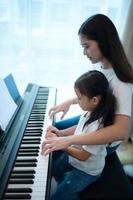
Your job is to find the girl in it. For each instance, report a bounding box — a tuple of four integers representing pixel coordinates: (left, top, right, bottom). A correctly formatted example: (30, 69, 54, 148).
(42, 14, 133, 154)
(43, 70, 116, 200)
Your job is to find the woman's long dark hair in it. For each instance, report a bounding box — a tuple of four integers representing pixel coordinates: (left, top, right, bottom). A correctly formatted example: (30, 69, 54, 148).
(78, 14, 133, 83)
(75, 70, 117, 128)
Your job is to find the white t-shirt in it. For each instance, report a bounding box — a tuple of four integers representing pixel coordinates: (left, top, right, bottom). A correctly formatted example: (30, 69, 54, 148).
(69, 112, 107, 176)
(97, 66, 133, 147)
(98, 67, 132, 117)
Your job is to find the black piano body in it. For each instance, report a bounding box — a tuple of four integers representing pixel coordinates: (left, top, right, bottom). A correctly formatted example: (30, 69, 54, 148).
(0, 74, 57, 200)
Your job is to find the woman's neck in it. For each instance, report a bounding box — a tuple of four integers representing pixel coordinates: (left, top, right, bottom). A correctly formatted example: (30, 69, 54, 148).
(101, 59, 112, 69)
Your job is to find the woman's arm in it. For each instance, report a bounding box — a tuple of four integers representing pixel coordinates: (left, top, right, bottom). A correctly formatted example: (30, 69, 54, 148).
(64, 147, 91, 161)
(42, 115, 130, 155)
(70, 115, 129, 145)
(49, 97, 78, 119)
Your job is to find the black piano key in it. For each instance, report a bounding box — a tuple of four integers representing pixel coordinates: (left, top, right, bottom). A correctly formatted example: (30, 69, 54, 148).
(6, 187, 32, 193)
(4, 193, 31, 199)
(12, 170, 36, 174)
(32, 106, 46, 109)
(33, 100, 46, 104)
(19, 146, 39, 149)
(29, 114, 44, 117)
(18, 149, 39, 153)
(10, 174, 35, 179)
(25, 127, 43, 131)
(29, 116, 44, 120)
(27, 121, 44, 124)
(31, 111, 45, 114)
(17, 153, 39, 157)
(22, 137, 41, 141)
(14, 163, 37, 167)
(26, 124, 43, 127)
(28, 118, 44, 122)
(9, 179, 34, 184)
(24, 133, 42, 137)
(15, 158, 38, 163)
(24, 129, 42, 133)
(21, 140, 41, 144)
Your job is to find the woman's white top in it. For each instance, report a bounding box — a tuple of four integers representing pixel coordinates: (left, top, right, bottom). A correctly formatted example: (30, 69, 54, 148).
(98, 67, 132, 117)
(98, 66, 133, 147)
(69, 112, 107, 176)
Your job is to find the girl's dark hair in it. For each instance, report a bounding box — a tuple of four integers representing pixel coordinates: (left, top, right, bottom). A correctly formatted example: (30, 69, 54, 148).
(74, 70, 117, 128)
(78, 14, 133, 83)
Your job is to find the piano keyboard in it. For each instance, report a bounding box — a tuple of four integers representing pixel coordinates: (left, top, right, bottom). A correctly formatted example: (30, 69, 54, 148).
(3, 87, 56, 200)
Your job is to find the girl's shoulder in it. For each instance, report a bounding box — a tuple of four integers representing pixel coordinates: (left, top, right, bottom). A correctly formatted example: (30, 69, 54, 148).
(84, 118, 103, 133)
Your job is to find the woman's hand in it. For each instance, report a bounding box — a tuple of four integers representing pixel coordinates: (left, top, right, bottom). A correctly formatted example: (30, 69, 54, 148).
(49, 98, 78, 119)
(41, 136, 72, 155)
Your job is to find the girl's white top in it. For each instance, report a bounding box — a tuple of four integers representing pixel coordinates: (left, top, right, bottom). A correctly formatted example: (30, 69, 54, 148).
(69, 112, 107, 176)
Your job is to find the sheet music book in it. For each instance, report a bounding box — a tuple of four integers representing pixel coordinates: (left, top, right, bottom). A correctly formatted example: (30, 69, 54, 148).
(0, 78, 17, 131)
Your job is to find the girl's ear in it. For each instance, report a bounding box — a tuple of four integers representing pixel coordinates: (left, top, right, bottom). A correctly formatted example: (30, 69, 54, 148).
(92, 96, 101, 106)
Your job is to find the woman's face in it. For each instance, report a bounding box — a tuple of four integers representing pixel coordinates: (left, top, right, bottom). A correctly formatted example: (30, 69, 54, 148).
(79, 34, 103, 64)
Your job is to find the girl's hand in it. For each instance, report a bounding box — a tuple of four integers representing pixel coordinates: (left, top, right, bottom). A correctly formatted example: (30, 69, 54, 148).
(45, 125, 59, 138)
(41, 136, 71, 155)
(48, 98, 77, 119)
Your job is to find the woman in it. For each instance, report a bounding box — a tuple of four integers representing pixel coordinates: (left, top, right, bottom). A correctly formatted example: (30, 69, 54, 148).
(42, 14, 133, 155)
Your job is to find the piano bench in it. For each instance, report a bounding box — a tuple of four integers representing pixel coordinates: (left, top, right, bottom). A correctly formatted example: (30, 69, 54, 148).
(79, 152, 133, 199)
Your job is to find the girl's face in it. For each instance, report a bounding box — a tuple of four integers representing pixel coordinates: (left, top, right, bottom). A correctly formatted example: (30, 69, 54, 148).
(79, 34, 103, 64)
(75, 87, 99, 111)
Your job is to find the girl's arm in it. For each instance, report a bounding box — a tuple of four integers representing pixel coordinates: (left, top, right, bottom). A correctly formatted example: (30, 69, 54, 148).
(45, 125, 77, 138)
(57, 125, 77, 136)
(64, 147, 91, 161)
(42, 115, 130, 155)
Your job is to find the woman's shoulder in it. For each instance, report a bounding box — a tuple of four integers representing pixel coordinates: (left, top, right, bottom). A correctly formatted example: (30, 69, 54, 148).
(112, 74, 132, 93)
